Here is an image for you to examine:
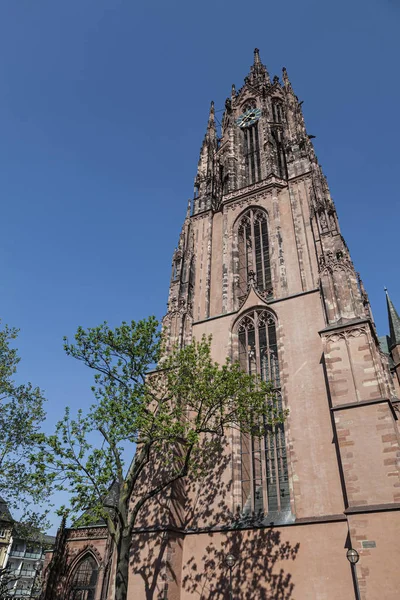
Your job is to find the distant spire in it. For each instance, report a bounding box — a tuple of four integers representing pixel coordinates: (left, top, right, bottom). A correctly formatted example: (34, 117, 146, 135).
(254, 48, 261, 66)
(385, 288, 400, 348)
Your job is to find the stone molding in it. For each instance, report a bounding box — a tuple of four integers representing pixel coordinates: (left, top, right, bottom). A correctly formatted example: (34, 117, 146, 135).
(67, 527, 107, 540)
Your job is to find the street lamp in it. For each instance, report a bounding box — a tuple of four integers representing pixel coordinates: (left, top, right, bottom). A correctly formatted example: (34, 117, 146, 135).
(224, 554, 237, 600)
(32, 559, 43, 599)
(346, 548, 359, 564)
(346, 548, 360, 600)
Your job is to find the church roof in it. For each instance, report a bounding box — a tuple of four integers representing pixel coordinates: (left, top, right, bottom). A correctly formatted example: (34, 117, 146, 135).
(385, 288, 400, 349)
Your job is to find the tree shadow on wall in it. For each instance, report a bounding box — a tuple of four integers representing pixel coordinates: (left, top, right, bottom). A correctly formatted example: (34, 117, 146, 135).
(182, 527, 300, 599)
(129, 445, 300, 599)
(129, 448, 232, 599)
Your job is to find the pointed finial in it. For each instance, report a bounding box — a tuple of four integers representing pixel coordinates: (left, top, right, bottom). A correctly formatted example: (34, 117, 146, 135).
(282, 67, 292, 89)
(208, 101, 215, 125)
(231, 83, 236, 98)
(254, 48, 261, 65)
(186, 199, 191, 217)
(384, 286, 388, 294)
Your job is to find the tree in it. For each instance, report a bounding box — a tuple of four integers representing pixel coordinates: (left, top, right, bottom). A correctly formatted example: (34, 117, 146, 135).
(0, 565, 19, 600)
(0, 321, 47, 527)
(35, 317, 287, 600)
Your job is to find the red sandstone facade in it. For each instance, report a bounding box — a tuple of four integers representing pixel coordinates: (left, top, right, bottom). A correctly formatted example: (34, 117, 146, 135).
(43, 50, 400, 600)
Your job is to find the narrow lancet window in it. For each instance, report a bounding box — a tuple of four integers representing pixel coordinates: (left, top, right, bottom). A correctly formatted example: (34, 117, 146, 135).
(243, 124, 262, 184)
(237, 310, 289, 516)
(237, 208, 272, 302)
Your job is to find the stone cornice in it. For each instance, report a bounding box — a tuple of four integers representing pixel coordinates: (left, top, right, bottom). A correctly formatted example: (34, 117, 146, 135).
(319, 317, 380, 345)
(330, 397, 391, 412)
(131, 513, 349, 537)
(222, 177, 287, 206)
(345, 503, 400, 515)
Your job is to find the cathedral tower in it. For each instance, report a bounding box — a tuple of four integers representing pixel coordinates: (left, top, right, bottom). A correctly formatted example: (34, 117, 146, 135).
(43, 50, 400, 600)
(158, 49, 400, 600)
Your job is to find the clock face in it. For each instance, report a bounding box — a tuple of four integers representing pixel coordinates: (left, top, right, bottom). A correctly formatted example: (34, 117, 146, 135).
(236, 107, 261, 128)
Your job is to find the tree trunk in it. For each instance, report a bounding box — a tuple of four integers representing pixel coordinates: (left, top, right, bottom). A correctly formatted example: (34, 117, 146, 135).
(114, 532, 132, 600)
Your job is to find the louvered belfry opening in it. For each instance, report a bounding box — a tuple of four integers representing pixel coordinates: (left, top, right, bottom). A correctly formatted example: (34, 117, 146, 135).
(237, 309, 290, 516)
(68, 555, 98, 600)
(237, 208, 273, 301)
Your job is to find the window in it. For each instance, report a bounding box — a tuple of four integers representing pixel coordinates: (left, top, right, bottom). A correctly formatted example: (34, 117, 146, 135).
(243, 123, 262, 184)
(0, 529, 6, 537)
(271, 126, 287, 179)
(68, 555, 98, 600)
(272, 99, 284, 123)
(237, 309, 289, 516)
(237, 208, 272, 301)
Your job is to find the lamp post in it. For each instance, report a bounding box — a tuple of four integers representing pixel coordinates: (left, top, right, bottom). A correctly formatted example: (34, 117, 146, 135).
(224, 553, 237, 600)
(346, 548, 361, 600)
(31, 559, 43, 599)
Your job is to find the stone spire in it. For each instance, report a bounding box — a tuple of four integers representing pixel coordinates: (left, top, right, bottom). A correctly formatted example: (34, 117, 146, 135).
(205, 101, 216, 140)
(385, 288, 400, 349)
(245, 48, 270, 87)
(193, 101, 218, 213)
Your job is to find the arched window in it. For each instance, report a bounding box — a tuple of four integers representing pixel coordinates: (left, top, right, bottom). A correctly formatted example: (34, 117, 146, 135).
(68, 555, 98, 600)
(236, 309, 289, 516)
(237, 208, 272, 302)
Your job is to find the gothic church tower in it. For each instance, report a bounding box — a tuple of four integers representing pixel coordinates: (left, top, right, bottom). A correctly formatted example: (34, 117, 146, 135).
(43, 50, 400, 600)
(158, 49, 400, 600)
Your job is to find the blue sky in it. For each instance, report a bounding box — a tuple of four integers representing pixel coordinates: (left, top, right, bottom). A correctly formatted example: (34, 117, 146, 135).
(0, 0, 399, 530)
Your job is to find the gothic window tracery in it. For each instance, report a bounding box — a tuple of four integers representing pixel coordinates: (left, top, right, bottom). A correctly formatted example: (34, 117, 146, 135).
(271, 126, 287, 179)
(272, 99, 284, 124)
(68, 555, 98, 600)
(236, 309, 289, 516)
(236, 208, 272, 302)
(243, 123, 262, 184)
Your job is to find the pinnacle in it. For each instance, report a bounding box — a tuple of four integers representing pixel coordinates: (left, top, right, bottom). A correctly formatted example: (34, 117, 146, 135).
(246, 47, 270, 85)
(385, 288, 400, 349)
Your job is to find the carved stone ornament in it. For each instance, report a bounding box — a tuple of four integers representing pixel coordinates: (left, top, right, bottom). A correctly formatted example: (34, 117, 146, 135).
(237, 271, 273, 310)
(318, 250, 353, 274)
(67, 527, 107, 540)
(223, 179, 284, 208)
(324, 326, 368, 344)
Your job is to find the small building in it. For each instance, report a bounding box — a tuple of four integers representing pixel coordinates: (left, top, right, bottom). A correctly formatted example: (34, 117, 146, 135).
(0, 497, 13, 570)
(6, 527, 55, 599)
